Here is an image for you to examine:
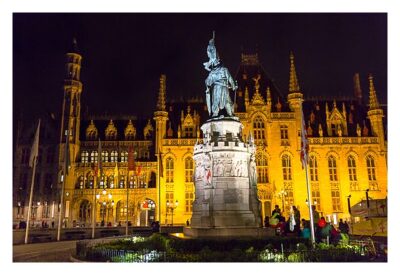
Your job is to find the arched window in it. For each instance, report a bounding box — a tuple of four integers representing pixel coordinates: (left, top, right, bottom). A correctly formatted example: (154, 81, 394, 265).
(280, 125, 289, 146)
(309, 156, 320, 211)
(328, 156, 338, 182)
(366, 155, 378, 190)
(166, 157, 174, 183)
(108, 175, 114, 189)
(185, 157, 194, 183)
(102, 151, 108, 163)
(87, 175, 94, 189)
(119, 176, 125, 189)
(328, 156, 341, 211)
(309, 155, 318, 182)
(281, 154, 292, 181)
(120, 151, 128, 162)
(99, 175, 105, 189)
(253, 116, 265, 143)
(110, 151, 118, 162)
(348, 156, 358, 191)
(256, 154, 269, 183)
(81, 151, 89, 163)
(76, 175, 84, 189)
(91, 151, 98, 163)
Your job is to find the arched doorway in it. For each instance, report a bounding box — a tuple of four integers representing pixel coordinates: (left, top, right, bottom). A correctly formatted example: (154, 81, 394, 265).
(78, 200, 92, 227)
(139, 199, 156, 226)
(116, 200, 127, 226)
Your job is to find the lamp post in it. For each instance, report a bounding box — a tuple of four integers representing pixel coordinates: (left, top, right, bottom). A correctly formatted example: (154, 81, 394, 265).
(166, 200, 178, 226)
(365, 189, 370, 208)
(277, 190, 287, 213)
(347, 195, 352, 214)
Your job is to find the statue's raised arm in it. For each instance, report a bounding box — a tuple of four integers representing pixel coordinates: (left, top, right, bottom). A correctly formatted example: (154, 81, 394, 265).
(203, 32, 237, 119)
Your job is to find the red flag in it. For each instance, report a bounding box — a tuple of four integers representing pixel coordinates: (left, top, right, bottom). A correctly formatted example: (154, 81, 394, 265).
(128, 146, 136, 172)
(137, 165, 142, 176)
(300, 107, 309, 169)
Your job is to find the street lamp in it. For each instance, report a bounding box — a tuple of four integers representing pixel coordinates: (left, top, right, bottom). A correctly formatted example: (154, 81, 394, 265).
(277, 190, 287, 213)
(305, 199, 317, 206)
(166, 200, 178, 226)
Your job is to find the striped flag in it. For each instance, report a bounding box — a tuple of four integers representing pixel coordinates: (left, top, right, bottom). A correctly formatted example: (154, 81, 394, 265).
(29, 120, 41, 167)
(300, 106, 309, 169)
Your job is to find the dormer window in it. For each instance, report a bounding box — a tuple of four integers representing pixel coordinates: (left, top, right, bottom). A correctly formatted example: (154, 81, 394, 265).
(86, 120, 98, 140)
(105, 120, 118, 140)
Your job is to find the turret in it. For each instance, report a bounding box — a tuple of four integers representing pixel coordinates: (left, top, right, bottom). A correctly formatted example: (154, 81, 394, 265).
(287, 51, 303, 111)
(367, 74, 385, 149)
(153, 74, 169, 154)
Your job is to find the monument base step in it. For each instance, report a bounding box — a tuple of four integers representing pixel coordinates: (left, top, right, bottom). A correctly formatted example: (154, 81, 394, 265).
(183, 226, 275, 238)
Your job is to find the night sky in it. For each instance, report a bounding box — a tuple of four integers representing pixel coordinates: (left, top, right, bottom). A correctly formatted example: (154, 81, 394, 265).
(13, 13, 387, 119)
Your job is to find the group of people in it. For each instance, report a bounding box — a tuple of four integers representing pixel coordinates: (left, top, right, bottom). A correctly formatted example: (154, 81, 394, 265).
(265, 204, 350, 244)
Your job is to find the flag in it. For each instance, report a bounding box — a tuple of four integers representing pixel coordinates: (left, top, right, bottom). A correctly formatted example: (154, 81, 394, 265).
(128, 146, 136, 172)
(158, 148, 163, 178)
(137, 165, 142, 176)
(300, 106, 309, 169)
(29, 120, 41, 167)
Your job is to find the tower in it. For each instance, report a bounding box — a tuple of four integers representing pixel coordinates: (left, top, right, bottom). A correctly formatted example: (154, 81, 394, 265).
(153, 74, 169, 154)
(367, 74, 385, 150)
(59, 38, 83, 172)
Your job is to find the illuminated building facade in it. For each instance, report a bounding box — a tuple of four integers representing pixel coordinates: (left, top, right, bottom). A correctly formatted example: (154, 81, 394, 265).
(13, 42, 387, 228)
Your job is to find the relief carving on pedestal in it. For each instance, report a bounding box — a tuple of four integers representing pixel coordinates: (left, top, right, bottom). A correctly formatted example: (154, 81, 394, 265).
(194, 153, 212, 187)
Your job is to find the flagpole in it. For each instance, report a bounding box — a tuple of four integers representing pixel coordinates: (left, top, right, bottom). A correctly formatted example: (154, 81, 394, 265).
(92, 176, 97, 239)
(24, 120, 41, 244)
(57, 129, 69, 241)
(305, 161, 316, 246)
(24, 155, 37, 244)
(158, 150, 161, 230)
(125, 170, 129, 236)
(301, 105, 316, 246)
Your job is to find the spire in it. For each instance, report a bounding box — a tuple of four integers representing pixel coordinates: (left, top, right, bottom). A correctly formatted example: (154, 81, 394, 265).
(353, 73, 362, 103)
(266, 86, 271, 105)
(289, 51, 300, 93)
(368, 74, 380, 110)
(157, 74, 167, 111)
(68, 37, 80, 54)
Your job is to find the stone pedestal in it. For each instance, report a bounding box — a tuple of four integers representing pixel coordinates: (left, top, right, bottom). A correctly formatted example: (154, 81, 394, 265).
(185, 118, 263, 238)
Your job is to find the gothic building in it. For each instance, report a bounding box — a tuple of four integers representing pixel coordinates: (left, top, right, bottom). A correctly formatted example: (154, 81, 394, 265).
(13, 41, 387, 228)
